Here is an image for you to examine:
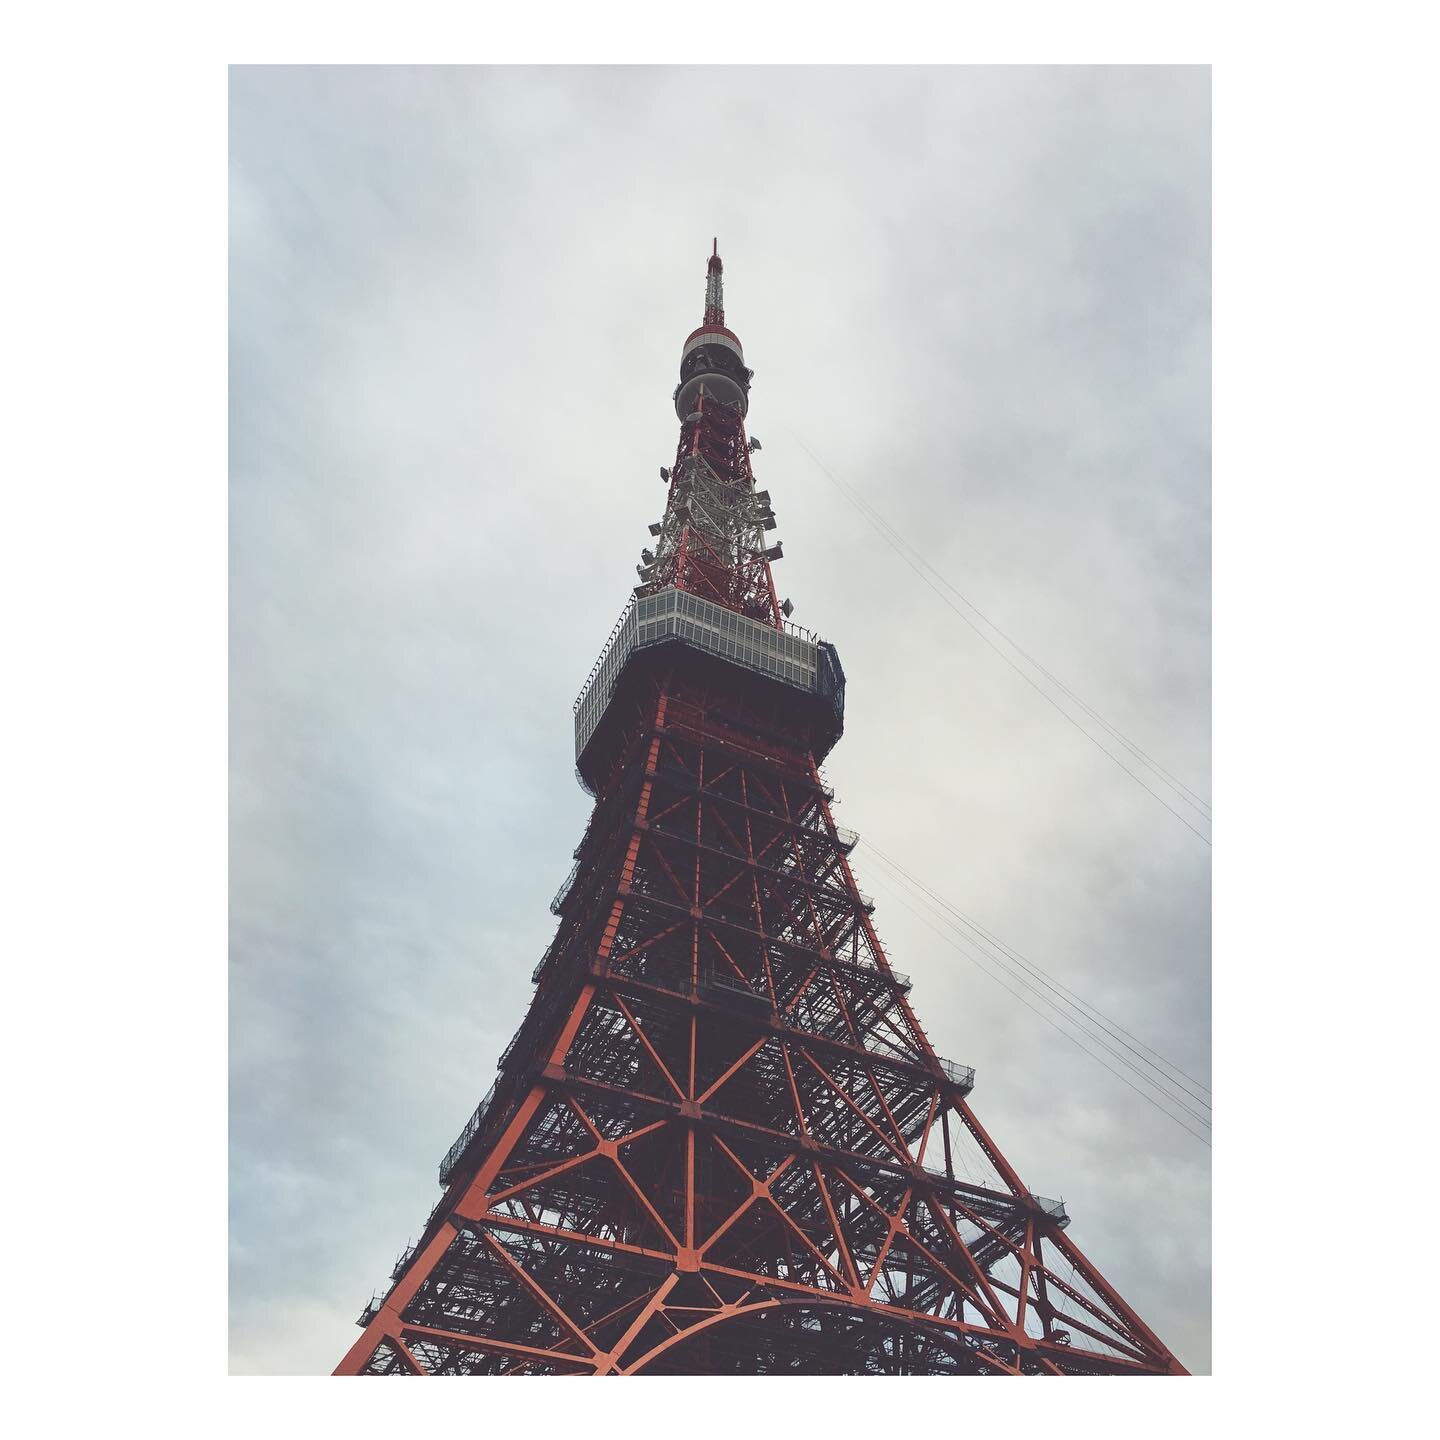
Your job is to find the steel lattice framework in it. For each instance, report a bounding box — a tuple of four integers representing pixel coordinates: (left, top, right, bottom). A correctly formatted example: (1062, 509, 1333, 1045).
(335, 244, 1187, 1377)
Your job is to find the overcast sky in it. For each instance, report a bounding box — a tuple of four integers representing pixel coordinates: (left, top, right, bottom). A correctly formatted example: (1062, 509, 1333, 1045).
(230, 64, 1210, 1375)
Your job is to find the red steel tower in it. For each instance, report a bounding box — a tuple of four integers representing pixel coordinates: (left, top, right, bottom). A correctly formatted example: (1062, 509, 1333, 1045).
(335, 244, 1188, 1376)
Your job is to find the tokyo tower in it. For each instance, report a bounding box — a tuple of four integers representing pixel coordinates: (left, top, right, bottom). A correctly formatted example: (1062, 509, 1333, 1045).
(334, 243, 1188, 1376)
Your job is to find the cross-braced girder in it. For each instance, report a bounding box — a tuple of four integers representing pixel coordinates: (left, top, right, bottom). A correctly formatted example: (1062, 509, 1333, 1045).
(335, 244, 1186, 1378)
(337, 660, 1186, 1376)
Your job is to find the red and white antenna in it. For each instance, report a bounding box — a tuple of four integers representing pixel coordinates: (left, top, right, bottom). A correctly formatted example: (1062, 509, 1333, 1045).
(703, 236, 724, 326)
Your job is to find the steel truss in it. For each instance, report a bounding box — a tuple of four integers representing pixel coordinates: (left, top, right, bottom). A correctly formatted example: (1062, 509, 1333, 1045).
(335, 246, 1186, 1377)
(646, 394, 779, 626)
(338, 664, 1186, 1375)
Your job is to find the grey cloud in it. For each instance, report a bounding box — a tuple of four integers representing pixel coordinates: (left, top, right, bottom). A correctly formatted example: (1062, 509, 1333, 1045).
(231, 64, 1209, 1374)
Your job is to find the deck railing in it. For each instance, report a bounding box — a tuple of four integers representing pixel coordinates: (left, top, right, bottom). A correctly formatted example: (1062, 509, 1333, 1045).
(575, 586, 842, 767)
(549, 858, 581, 916)
(438, 1078, 500, 1185)
(1029, 1194, 1069, 1226)
(696, 971, 772, 1013)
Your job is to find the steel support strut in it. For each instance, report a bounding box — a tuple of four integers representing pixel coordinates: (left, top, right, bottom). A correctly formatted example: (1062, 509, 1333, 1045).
(334, 245, 1187, 1378)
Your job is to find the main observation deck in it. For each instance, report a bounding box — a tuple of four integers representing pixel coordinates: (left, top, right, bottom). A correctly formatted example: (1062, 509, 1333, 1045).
(574, 586, 845, 790)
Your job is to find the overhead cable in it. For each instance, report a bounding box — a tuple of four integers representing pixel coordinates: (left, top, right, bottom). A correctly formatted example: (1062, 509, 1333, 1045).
(787, 431, 1211, 844)
(868, 873, 1212, 1148)
(865, 841, 1212, 1105)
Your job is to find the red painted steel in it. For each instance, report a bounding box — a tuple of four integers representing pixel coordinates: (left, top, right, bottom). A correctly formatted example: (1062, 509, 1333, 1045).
(334, 248, 1188, 1376)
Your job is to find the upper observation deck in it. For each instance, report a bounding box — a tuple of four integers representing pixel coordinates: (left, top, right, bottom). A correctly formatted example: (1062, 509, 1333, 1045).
(573, 586, 845, 790)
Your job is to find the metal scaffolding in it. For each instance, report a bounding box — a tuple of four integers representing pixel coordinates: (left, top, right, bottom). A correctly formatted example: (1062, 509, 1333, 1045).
(335, 247, 1187, 1378)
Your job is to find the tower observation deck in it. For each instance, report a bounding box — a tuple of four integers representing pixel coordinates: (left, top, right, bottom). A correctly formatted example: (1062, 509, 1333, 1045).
(334, 245, 1188, 1377)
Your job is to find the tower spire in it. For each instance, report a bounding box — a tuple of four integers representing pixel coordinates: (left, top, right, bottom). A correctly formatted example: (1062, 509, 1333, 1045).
(703, 237, 724, 326)
(650, 250, 778, 627)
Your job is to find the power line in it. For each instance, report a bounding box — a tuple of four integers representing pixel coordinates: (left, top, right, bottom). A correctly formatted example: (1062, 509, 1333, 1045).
(866, 853, 1211, 1132)
(790, 429, 1211, 820)
(864, 841, 1211, 1103)
(869, 865, 1211, 1131)
(786, 431, 1211, 844)
(869, 875, 1211, 1148)
(774, 431, 1210, 1141)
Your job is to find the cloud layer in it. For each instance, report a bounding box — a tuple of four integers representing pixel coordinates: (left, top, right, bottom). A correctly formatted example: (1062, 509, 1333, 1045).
(231, 64, 1210, 1374)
